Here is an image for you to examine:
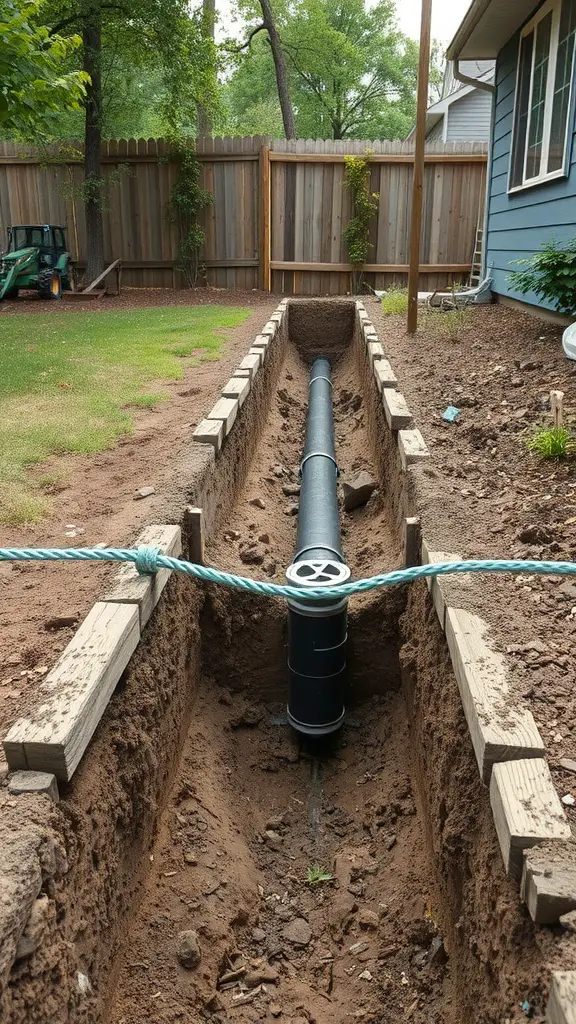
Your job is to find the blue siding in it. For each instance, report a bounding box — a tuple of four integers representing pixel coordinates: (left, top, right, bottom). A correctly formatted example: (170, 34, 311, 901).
(486, 27, 576, 308)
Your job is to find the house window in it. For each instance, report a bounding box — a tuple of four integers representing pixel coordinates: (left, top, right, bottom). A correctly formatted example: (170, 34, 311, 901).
(510, 0, 576, 190)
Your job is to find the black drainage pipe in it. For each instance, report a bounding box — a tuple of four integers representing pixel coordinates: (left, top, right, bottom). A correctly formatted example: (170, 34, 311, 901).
(286, 359, 351, 737)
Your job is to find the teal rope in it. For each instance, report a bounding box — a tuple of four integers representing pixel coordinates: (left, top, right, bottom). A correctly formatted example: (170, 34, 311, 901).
(1, 546, 576, 601)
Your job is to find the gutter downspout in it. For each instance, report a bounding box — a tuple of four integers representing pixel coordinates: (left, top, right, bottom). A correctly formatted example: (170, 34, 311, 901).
(451, 59, 496, 93)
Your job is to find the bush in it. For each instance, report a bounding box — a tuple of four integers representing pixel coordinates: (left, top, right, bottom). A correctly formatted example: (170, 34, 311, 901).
(508, 238, 576, 315)
(381, 289, 408, 315)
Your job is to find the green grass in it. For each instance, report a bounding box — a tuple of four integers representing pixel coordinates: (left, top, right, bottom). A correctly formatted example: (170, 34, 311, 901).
(527, 426, 576, 459)
(0, 305, 251, 524)
(381, 289, 408, 315)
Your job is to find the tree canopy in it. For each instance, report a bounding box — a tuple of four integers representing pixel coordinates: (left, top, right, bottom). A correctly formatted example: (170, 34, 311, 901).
(0, 0, 87, 139)
(223, 0, 442, 140)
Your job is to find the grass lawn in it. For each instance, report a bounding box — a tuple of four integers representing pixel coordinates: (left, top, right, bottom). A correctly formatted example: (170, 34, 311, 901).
(0, 304, 251, 525)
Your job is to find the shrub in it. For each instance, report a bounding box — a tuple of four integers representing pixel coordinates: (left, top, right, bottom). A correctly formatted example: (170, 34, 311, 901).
(381, 288, 408, 315)
(509, 238, 576, 315)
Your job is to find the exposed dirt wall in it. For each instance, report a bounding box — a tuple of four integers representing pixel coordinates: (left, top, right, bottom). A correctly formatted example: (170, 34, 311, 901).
(0, 318, 290, 1024)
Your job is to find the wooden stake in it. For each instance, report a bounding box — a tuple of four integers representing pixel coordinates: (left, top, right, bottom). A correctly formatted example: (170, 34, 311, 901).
(185, 507, 205, 565)
(403, 517, 421, 569)
(551, 389, 565, 428)
(407, 0, 433, 335)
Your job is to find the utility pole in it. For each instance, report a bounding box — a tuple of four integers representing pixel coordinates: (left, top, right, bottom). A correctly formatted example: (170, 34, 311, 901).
(407, 0, 432, 334)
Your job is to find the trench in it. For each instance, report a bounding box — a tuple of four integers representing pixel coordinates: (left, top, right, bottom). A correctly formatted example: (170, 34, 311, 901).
(104, 303, 457, 1024)
(6, 301, 554, 1024)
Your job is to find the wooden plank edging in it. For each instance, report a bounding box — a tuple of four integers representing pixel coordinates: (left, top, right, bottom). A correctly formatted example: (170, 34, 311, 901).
(356, 303, 576, 939)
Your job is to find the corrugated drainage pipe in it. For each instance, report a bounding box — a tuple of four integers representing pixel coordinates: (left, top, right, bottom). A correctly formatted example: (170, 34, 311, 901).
(286, 358, 351, 736)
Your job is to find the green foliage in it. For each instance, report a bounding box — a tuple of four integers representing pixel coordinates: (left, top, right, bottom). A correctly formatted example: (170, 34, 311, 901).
(424, 306, 472, 341)
(508, 238, 576, 315)
(526, 427, 576, 459)
(342, 155, 378, 291)
(168, 144, 214, 288)
(0, 0, 87, 140)
(225, 0, 425, 140)
(0, 304, 251, 524)
(305, 865, 332, 885)
(381, 288, 408, 315)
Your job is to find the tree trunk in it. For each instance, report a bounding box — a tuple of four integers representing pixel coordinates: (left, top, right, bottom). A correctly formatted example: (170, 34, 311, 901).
(83, 9, 104, 283)
(259, 0, 295, 139)
(197, 0, 216, 137)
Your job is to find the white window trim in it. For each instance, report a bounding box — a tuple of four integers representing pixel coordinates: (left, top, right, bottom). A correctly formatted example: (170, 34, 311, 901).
(508, 0, 575, 193)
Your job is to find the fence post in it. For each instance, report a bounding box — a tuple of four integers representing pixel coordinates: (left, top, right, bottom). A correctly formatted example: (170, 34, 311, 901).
(259, 144, 271, 291)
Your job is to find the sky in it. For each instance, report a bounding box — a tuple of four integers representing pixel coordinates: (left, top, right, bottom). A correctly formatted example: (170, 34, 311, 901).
(216, 0, 474, 48)
(395, 0, 471, 45)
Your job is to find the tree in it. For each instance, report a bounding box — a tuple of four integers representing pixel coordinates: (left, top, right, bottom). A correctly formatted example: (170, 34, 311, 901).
(197, 0, 216, 137)
(226, 0, 434, 141)
(0, 0, 87, 140)
(45, 0, 215, 281)
(230, 0, 295, 138)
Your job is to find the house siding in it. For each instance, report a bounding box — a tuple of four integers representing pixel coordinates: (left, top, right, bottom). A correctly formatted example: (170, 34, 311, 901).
(486, 25, 576, 308)
(446, 89, 493, 141)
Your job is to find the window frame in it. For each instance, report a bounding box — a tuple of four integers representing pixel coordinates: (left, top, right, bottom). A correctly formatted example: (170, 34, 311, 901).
(508, 0, 576, 193)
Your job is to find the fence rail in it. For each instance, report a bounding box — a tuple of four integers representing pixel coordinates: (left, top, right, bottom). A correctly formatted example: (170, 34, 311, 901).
(0, 137, 487, 294)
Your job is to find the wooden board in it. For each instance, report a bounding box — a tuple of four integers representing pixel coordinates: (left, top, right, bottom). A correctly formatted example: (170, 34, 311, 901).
(207, 397, 238, 436)
(193, 418, 223, 451)
(548, 972, 576, 1024)
(238, 353, 260, 379)
(367, 341, 385, 363)
(222, 377, 250, 407)
(522, 847, 576, 924)
(102, 524, 182, 628)
(382, 389, 413, 430)
(3, 602, 140, 782)
(446, 608, 544, 782)
(490, 759, 571, 879)
(398, 429, 429, 469)
(373, 360, 398, 392)
(420, 541, 462, 630)
(270, 261, 472, 273)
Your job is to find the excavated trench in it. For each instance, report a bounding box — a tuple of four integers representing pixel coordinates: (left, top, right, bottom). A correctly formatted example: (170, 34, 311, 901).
(4, 301, 556, 1024)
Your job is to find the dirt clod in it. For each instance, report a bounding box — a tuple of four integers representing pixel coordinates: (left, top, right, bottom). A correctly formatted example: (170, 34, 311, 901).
(175, 929, 201, 969)
(357, 908, 379, 931)
(342, 472, 377, 511)
(282, 918, 312, 947)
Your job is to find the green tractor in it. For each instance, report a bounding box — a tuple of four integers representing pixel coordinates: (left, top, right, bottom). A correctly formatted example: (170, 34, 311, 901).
(0, 224, 77, 301)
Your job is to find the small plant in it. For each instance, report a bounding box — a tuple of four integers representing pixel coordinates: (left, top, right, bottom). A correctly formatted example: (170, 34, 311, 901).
(527, 426, 576, 459)
(425, 307, 471, 342)
(343, 154, 379, 294)
(381, 288, 408, 315)
(305, 865, 332, 886)
(508, 238, 576, 315)
(168, 142, 214, 288)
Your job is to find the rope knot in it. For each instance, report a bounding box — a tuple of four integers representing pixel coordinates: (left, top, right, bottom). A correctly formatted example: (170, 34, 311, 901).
(135, 545, 161, 575)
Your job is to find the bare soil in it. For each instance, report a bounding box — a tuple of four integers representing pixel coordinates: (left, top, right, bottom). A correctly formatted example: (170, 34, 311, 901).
(0, 290, 277, 751)
(372, 301, 576, 829)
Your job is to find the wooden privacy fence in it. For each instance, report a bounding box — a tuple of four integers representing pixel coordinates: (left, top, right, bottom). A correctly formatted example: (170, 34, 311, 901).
(0, 137, 487, 294)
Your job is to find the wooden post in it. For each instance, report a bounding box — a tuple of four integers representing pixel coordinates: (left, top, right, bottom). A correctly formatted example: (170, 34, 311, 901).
(259, 144, 271, 292)
(407, 0, 433, 335)
(185, 507, 206, 565)
(551, 390, 565, 428)
(403, 517, 421, 568)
